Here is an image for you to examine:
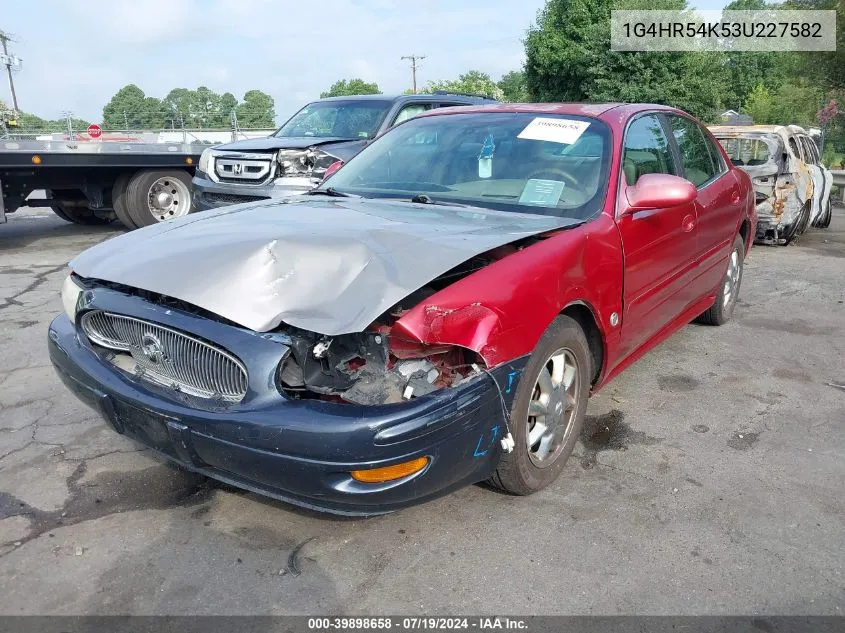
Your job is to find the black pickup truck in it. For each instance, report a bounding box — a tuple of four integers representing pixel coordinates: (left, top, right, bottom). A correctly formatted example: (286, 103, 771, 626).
(191, 92, 497, 211)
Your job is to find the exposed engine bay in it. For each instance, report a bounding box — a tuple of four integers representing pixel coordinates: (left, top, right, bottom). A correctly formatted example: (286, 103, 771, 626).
(274, 246, 521, 405)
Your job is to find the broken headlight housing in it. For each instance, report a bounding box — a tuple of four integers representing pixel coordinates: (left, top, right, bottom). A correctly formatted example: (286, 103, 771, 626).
(276, 148, 340, 181)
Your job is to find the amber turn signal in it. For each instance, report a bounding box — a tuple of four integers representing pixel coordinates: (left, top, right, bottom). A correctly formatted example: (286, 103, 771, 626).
(31, 155, 42, 165)
(351, 457, 429, 483)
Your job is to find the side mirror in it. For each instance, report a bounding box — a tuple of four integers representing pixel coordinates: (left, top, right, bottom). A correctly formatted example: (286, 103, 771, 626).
(623, 173, 696, 213)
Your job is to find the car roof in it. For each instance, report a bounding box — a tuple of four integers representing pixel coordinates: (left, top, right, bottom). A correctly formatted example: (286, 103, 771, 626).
(710, 124, 809, 136)
(315, 93, 496, 104)
(413, 102, 695, 122)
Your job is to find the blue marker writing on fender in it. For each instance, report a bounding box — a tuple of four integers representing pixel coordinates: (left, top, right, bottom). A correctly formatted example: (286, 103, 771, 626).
(505, 370, 520, 394)
(474, 426, 501, 457)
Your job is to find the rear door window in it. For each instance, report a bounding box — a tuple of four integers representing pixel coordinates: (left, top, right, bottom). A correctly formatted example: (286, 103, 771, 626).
(393, 103, 432, 126)
(622, 114, 678, 186)
(799, 136, 817, 165)
(788, 137, 802, 161)
(667, 116, 718, 188)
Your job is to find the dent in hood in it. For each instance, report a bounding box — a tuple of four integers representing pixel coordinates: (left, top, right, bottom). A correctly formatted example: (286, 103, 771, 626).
(70, 199, 576, 334)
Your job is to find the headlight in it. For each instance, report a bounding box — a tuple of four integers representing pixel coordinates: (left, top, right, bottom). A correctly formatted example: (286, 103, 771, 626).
(61, 274, 83, 321)
(198, 148, 213, 174)
(276, 148, 339, 179)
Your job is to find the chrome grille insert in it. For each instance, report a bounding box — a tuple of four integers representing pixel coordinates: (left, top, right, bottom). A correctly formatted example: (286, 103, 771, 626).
(80, 311, 248, 402)
(211, 152, 275, 185)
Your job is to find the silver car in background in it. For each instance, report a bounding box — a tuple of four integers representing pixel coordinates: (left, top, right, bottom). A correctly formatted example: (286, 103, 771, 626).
(710, 125, 833, 245)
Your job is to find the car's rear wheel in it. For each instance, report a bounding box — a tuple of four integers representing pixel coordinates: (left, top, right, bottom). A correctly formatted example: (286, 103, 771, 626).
(783, 202, 811, 245)
(489, 315, 591, 495)
(696, 234, 744, 326)
(814, 199, 832, 229)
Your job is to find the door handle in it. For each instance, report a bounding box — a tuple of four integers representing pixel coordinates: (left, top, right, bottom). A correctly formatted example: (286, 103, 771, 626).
(682, 214, 696, 232)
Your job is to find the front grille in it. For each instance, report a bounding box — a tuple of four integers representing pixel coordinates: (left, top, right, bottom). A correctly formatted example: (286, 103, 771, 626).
(81, 311, 248, 403)
(213, 153, 274, 184)
(205, 192, 270, 205)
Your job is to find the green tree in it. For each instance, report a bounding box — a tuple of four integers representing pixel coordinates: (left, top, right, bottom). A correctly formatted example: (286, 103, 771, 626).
(219, 92, 238, 126)
(720, 0, 792, 112)
(744, 83, 774, 123)
(786, 0, 845, 92)
(422, 70, 505, 100)
(524, 0, 729, 120)
(236, 90, 275, 127)
(498, 70, 528, 102)
(320, 78, 381, 98)
(102, 84, 148, 129)
(16, 111, 46, 130)
(162, 88, 192, 127)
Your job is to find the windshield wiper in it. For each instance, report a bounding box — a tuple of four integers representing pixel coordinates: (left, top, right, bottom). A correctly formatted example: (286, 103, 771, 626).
(408, 193, 472, 208)
(306, 187, 357, 198)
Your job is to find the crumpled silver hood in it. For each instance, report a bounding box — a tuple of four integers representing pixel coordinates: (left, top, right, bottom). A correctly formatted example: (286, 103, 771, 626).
(70, 198, 576, 334)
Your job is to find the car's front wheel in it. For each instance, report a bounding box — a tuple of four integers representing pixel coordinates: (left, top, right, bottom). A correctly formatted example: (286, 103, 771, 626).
(490, 315, 591, 495)
(696, 234, 744, 326)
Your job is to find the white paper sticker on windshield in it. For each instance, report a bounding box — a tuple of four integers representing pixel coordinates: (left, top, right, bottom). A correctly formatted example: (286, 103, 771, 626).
(517, 118, 591, 145)
(519, 179, 566, 207)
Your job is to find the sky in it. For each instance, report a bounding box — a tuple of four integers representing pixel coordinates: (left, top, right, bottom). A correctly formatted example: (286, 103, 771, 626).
(2, 0, 729, 124)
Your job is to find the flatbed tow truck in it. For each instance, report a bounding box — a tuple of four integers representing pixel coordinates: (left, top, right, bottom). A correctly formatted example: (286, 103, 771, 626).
(0, 138, 203, 229)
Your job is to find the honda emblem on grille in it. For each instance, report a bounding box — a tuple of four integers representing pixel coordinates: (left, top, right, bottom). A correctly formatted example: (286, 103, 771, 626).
(141, 333, 167, 365)
(232, 162, 243, 175)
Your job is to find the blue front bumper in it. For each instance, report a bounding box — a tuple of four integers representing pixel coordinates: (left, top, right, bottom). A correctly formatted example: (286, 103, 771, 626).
(48, 298, 523, 515)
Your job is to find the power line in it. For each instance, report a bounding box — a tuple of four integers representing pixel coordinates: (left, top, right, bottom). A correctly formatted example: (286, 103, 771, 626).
(0, 30, 22, 112)
(401, 54, 426, 94)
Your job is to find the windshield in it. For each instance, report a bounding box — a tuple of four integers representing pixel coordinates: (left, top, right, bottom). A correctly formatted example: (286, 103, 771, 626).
(274, 100, 393, 139)
(320, 112, 611, 219)
(715, 136, 777, 167)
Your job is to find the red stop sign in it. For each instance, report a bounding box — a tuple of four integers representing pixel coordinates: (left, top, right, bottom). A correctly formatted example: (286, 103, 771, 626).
(87, 123, 102, 138)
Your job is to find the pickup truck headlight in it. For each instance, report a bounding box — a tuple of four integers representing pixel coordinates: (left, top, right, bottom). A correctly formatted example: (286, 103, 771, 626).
(198, 148, 213, 175)
(276, 148, 339, 180)
(61, 274, 83, 322)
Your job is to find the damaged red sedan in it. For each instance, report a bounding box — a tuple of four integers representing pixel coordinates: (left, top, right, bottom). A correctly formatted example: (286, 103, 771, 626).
(49, 103, 756, 514)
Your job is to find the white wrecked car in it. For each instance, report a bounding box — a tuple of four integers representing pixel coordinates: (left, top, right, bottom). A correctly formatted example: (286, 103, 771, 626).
(710, 125, 833, 245)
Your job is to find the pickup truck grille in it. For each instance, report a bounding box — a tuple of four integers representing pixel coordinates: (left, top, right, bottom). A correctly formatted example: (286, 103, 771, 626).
(205, 192, 270, 205)
(81, 311, 248, 403)
(212, 152, 274, 185)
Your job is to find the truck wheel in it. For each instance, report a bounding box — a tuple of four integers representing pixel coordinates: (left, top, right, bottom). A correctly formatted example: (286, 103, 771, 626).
(112, 173, 138, 230)
(489, 316, 591, 495)
(52, 197, 114, 225)
(126, 170, 193, 228)
(50, 205, 74, 223)
(696, 234, 744, 326)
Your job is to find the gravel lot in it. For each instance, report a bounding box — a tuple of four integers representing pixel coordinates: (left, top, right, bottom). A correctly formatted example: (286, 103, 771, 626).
(1, 205, 843, 615)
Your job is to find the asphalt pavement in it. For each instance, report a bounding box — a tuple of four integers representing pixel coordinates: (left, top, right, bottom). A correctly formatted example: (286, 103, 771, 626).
(0, 205, 843, 615)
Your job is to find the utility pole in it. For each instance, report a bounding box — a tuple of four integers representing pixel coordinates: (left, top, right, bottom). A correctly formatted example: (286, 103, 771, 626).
(0, 31, 22, 112)
(60, 110, 75, 141)
(401, 54, 426, 94)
